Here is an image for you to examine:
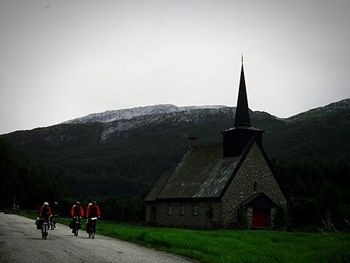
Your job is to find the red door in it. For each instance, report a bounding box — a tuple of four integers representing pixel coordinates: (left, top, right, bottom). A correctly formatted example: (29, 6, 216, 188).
(252, 208, 270, 228)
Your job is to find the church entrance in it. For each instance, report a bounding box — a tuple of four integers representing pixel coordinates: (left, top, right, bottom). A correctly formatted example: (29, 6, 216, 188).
(240, 193, 276, 228)
(252, 208, 270, 228)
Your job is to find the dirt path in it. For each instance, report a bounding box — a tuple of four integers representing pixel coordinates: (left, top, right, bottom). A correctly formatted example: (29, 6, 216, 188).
(0, 212, 195, 263)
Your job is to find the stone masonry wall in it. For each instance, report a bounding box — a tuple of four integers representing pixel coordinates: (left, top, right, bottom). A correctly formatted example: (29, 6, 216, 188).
(145, 203, 154, 223)
(147, 200, 222, 228)
(222, 142, 286, 227)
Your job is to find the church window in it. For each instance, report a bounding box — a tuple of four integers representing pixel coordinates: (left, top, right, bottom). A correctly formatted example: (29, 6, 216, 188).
(254, 181, 257, 192)
(180, 206, 185, 216)
(193, 205, 198, 216)
(168, 206, 173, 215)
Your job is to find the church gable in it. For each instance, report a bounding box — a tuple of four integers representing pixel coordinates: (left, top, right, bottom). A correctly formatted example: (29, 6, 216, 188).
(223, 141, 285, 206)
(221, 141, 286, 226)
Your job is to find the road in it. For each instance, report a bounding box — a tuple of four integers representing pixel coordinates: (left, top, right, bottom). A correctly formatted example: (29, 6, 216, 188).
(0, 213, 195, 263)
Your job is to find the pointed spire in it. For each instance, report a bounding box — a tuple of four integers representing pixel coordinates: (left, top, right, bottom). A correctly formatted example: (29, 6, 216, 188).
(234, 58, 251, 127)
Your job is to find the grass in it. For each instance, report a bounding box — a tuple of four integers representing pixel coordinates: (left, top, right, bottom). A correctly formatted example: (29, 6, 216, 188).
(14, 210, 350, 263)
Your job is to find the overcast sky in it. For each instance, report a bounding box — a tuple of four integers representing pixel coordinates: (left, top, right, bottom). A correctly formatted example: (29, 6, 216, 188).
(0, 0, 349, 134)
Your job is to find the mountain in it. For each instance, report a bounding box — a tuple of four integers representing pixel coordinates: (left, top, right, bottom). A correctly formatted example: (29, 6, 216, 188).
(64, 104, 225, 124)
(286, 98, 350, 122)
(1, 99, 349, 198)
(264, 98, 350, 160)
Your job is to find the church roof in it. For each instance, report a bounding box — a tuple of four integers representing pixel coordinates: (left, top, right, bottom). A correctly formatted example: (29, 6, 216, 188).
(144, 165, 176, 202)
(223, 126, 262, 132)
(145, 141, 255, 201)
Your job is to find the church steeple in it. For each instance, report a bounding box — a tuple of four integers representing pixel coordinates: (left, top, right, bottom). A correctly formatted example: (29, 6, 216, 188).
(234, 59, 251, 127)
(221, 58, 263, 158)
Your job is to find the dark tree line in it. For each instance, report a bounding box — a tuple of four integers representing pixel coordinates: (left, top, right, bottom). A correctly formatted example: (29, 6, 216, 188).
(0, 139, 70, 210)
(0, 138, 145, 221)
(56, 196, 144, 222)
(2, 136, 350, 229)
(272, 159, 350, 230)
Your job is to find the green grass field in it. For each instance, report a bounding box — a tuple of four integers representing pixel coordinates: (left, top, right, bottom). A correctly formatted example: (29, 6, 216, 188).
(16, 210, 350, 263)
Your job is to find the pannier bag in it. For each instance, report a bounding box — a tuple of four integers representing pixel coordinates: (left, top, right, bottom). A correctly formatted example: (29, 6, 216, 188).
(35, 217, 43, 230)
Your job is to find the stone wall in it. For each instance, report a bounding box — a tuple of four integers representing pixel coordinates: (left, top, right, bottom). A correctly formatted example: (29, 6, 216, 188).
(146, 200, 222, 228)
(145, 202, 155, 223)
(222, 142, 286, 226)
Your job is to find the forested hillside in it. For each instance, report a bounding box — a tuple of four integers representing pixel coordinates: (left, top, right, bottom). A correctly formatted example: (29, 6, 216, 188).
(0, 139, 70, 209)
(1, 99, 350, 227)
(2, 99, 349, 198)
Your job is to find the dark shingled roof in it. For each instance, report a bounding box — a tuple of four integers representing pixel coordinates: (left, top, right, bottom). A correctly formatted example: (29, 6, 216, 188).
(144, 165, 175, 202)
(146, 144, 241, 200)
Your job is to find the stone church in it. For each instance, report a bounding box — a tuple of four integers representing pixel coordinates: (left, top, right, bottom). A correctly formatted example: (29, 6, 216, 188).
(145, 61, 286, 228)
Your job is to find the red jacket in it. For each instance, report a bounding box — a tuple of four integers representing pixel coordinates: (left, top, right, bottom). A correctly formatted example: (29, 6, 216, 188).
(39, 206, 51, 219)
(70, 205, 84, 217)
(86, 204, 101, 218)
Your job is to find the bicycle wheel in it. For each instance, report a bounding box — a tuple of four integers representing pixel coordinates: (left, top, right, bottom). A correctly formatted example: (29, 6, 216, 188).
(92, 224, 96, 239)
(42, 223, 47, 239)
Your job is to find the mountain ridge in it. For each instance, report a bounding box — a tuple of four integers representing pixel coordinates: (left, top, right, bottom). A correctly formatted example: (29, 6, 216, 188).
(1, 98, 349, 198)
(63, 104, 227, 125)
(62, 98, 350, 125)
(2, 98, 348, 136)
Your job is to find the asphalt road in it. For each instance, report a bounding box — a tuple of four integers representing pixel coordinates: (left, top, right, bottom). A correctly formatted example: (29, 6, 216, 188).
(0, 212, 195, 263)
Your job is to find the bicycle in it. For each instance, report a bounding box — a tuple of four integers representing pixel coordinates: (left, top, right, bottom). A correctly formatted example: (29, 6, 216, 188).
(87, 217, 98, 239)
(72, 216, 81, 237)
(49, 215, 59, 230)
(41, 220, 49, 239)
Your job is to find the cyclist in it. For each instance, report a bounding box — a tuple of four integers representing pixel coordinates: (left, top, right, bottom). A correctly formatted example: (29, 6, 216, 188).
(51, 201, 60, 216)
(39, 202, 52, 221)
(49, 201, 60, 229)
(86, 201, 100, 219)
(86, 201, 101, 237)
(36, 202, 51, 229)
(70, 201, 84, 232)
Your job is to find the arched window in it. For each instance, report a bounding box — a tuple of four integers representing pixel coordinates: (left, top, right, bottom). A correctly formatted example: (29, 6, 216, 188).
(254, 181, 257, 192)
(180, 206, 185, 216)
(193, 204, 198, 216)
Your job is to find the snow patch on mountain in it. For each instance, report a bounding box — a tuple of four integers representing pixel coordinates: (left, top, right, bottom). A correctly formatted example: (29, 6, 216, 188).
(99, 107, 233, 142)
(64, 104, 226, 124)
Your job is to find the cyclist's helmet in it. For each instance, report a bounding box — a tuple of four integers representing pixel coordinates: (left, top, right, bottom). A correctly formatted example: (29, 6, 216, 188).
(43, 202, 49, 206)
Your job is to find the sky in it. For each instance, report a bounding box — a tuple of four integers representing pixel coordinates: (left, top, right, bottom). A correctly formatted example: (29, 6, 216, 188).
(0, 0, 349, 134)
